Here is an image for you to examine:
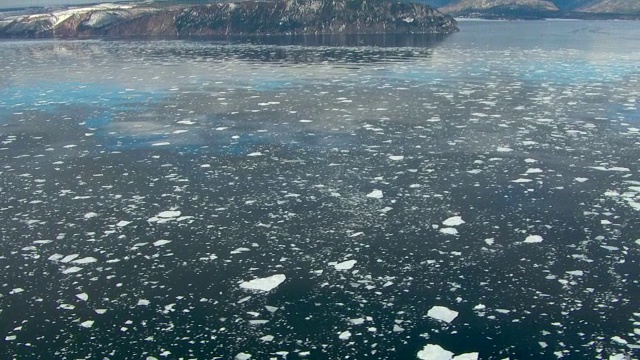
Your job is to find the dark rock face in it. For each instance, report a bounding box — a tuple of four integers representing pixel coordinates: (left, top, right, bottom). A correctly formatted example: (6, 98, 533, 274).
(0, 0, 458, 38)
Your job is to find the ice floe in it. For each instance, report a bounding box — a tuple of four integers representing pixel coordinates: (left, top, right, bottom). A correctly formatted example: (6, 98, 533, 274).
(239, 274, 286, 292)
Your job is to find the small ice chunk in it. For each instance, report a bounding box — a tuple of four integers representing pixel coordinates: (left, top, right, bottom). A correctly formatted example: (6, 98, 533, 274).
(524, 235, 543, 243)
(388, 155, 404, 161)
(575, 178, 588, 183)
(62, 266, 83, 274)
(116, 221, 132, 227)
(525, 168, 543, 174)
(366, 190, 383, 199)
(484, 238, 494, 246)
(442, 216, 465, 227)
(611, 336, 628, 345)
(151, 142, 170, 146)
(260, 335, 274, 342)
(496, 147, 513, 152)
(79, 320, 94, 328)
(338, 331, 352, 340)
(427, 306, 459, 323)
(417, 344, 454, 360)
(235, 353, 252, 360)
(73, 257, 97, 264)
(153, 240, 172, 246)
(240, 274, 286, 292)
(95, 309, 108, 314)
(137, 299, 150, 306)
(439, 227, 458, 235)
(84, 212, 98, 219)
(566, 270, 584, 276)
(5, 335, 17, 341)
(76, 293, 89, 301)
(511, 178, 533, 183)
(157, 210, 181, 218)
(247, 152, 263, 157)
(9, 288, 24, 294)
(333, 260, 357, 270)
(349, 318, 365, 325)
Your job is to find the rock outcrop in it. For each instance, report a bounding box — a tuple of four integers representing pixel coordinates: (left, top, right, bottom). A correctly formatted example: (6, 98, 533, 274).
(0, 0, 458, 38)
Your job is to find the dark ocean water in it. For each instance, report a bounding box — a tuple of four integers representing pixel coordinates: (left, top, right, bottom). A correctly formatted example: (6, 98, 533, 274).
(0, 20, 639, 359)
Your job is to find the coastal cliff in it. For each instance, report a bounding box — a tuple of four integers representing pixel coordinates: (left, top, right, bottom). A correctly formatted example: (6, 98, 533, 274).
(0, 0, 458, 38)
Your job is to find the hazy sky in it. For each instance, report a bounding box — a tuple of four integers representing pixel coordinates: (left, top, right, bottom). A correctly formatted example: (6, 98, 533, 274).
(0, 0, 133, 9)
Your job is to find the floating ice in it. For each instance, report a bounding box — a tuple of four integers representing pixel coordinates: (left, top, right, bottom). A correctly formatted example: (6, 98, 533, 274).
(511, 178, 533, 183)
(9, 288, 24, 294)
(496, 147, 513, 152)
(524, 235, 544, 243)
(84, 212, 98, 219)
(153, 240, 172, 246)
(442, 216, 465, 227)
(247, 152, 263, 157)
(73, 257, 97, 264)
(566, 270, 584, 276)
(137, 299, 150, 306)
(76, 293, 89, 301)
(116, 221, 132, 227)
(151, 142, 170, 146)
(417, 344, 454, 360)
(240, 274, 286, 292)
(611, 336, 628, 344)
(388, 155, 404, 161)
(333, 260, 357, 270)
(157, 210, 181, 218)
(235, 353, 252, 360)
(439, 228, 458, 235)
(338, 330, 352, 340)
(427, 306, 459, 323)
(366, 190, 383, 199)
(62, 267, 83, 274)
(79, 320, 94, 328)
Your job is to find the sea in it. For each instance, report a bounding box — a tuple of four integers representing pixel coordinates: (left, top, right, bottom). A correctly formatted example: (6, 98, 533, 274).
(0, 20, 638, 360)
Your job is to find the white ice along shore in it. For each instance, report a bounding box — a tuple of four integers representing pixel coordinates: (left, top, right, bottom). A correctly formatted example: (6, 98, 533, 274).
(239, 274, 286, 292)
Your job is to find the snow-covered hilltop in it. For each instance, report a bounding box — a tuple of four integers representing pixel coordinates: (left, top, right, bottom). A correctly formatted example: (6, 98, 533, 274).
(0, 0, 458, 38)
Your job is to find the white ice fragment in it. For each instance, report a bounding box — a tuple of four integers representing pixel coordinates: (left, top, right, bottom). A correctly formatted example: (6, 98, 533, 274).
(349, 318, 365, 325)
(439, 227, 458, 235)
(388, 155, 404, 161)
(611, 336, 628, 345)
(76, 293, 89, 301)
(116, 220, 132, 227)
(333, 260, 357, 270)
(151, 142, 170, 146)
(153, 240, 172, 246)
(95, 309, 107, 314)
(48, 254, 64, 261)
(575, 178, 588, 183)
(442, 216, 465, 227)
(157, 210, 181, 218)
(338, 330, 352, 340)
(9, 288, 24, 294)
(62, 266, 83, 274)
(260, 335, 274, 342)
(84, 212, 98, 219)
(5, 335, 17, 341)
(525, 168, 543, 174)
(452, 353, 479, 360)
(484, 238, 494, 246)
(137, 299, 150, 306)
(473, 304, 486, 311)
(235, 353, 252, 360)
(417, 344, 454, 360)
(609, 355, 627, 360)
(524, 235, 544, 243)
(511, 178, 533, 183)
(566, 270, 584, 276)
(247, 152, 263, 157)
(79, 320, 94, 328)
(427, 306, 459, 323)
(366, 190, 383, 199)
(248, 320, 269, 325)
(72, 257, 97, 264)
(496, 147, 513, 152)
(240, 274, 286, 292)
